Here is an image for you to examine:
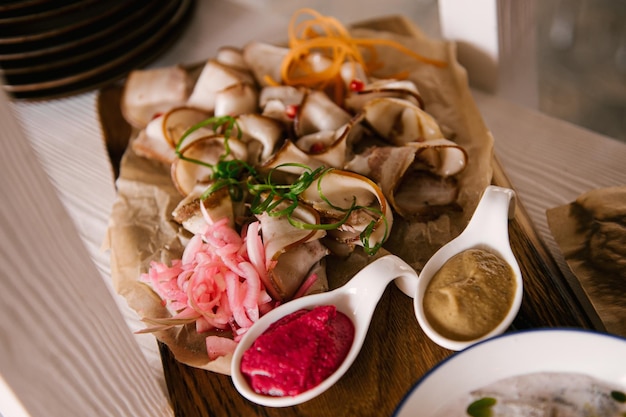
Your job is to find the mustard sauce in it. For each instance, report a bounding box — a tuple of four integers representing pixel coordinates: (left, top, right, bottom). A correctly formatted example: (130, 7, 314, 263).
(423, 248, 516, 341)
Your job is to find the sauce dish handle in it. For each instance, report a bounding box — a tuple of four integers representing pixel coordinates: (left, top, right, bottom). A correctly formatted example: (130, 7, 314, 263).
(462, 185, 516, 249)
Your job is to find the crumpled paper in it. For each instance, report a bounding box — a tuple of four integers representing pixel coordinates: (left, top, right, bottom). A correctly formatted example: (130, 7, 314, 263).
(104, 23, 494, 374)
(547, 186, 626, 337)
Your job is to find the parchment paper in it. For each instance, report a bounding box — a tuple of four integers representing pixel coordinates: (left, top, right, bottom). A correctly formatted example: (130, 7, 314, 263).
(547, 186, 626, 337)
(105, 23, 494, 374)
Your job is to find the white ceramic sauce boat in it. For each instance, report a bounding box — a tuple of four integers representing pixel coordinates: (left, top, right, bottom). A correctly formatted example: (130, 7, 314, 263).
(413, 185, 523, 351)
(230, 254, 418, 407)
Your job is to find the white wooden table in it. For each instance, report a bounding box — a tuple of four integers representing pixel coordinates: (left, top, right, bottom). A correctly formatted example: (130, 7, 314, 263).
(2, 1, 625, 416)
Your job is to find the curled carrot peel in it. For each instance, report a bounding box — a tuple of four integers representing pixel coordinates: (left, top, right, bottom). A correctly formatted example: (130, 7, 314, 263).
(277, 8, 447, 101)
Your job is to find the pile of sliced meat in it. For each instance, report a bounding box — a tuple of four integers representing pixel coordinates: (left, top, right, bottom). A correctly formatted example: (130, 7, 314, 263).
(120, 40, 468, 315)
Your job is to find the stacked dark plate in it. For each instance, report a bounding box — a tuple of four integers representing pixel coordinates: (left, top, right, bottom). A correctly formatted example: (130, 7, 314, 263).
(0, 0, 194, 100)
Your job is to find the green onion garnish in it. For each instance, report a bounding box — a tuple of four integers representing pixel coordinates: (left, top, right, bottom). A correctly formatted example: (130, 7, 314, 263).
(174, 117, 388, 253)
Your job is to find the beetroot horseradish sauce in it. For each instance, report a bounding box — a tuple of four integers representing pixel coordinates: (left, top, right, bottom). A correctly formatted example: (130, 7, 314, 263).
(240, 305, 355, 397)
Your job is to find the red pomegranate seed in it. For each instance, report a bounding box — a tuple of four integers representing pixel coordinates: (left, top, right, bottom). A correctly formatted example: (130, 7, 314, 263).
(349, 79, 365, 92)
(285, 104, 299, 119)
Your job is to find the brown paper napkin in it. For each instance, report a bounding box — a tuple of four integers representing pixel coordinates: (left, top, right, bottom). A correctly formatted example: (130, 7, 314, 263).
(547, 186, 626, 336)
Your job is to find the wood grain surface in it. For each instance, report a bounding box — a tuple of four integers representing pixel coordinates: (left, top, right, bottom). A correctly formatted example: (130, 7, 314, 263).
(97, 16, 596, 417)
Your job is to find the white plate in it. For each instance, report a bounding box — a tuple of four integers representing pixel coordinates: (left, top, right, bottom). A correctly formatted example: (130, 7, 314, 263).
(393, 328, 626, 416)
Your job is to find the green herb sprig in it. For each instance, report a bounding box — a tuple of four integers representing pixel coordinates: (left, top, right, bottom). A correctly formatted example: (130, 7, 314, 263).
(175, 116, 258, 201)
(175, 117, 388, 254)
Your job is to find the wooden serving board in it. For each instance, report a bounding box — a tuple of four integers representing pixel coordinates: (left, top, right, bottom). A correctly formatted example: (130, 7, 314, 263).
(98, 16, 596, 417)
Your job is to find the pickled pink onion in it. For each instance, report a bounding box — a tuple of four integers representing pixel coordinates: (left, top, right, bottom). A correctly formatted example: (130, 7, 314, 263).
(141, 218, 276, 358)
